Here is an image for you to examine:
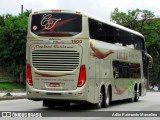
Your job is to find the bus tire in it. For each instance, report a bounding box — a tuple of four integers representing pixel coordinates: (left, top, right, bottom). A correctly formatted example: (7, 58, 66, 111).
(128, 96, 134, 103)
(59, 102, 70, 108)
(134, 90, 139, 102)
(94, 88, 103, 109)
(102, 88, 110, 108)
(43, 100, 55, 109)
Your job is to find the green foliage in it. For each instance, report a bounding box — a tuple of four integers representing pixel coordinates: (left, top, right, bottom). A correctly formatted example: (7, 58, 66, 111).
(111, 8, 155, 31)
(0, 10, 31, 77)
(0, 83, 25, 90)
(111, 8, 160, 84)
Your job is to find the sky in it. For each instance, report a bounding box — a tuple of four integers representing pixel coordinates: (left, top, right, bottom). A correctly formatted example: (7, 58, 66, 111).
(0, 0, 159, 20)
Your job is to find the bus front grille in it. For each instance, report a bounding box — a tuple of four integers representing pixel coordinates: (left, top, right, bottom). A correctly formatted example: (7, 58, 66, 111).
(32, 50, 80, 71)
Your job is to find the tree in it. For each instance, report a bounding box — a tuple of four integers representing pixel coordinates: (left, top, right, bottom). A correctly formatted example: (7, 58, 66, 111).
(0, 10, 31, 78)
(0, 15, 5, 27)
(111, 8, 155, 31)
(111, 8, 160, 90)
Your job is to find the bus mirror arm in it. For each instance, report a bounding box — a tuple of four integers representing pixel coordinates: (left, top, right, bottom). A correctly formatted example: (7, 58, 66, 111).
(144, 53, 153, 69)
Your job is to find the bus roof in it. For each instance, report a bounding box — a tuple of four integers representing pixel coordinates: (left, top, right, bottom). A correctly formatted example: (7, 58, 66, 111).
(31, 9, 144, 39)
(32, 9, 81, 15)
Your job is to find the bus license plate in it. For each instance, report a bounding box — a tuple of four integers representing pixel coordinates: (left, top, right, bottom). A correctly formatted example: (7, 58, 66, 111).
(50, 83, 60, 87)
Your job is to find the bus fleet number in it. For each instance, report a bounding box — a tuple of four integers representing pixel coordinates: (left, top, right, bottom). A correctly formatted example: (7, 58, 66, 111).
(71, 40, 82, 44)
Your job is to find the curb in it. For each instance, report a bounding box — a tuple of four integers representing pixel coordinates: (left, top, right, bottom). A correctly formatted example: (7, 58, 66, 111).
(0, 96, 26, 101)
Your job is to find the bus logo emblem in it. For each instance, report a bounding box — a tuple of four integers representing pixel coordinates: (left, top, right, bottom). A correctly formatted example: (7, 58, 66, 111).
(41, 14, 61, 30)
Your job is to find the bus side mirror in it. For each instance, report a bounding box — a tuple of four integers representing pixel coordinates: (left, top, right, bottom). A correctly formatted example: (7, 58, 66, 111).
(144, 53, 153, 69)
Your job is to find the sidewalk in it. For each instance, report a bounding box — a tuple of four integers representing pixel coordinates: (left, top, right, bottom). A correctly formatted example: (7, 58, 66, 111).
(0, 92, 26, 97)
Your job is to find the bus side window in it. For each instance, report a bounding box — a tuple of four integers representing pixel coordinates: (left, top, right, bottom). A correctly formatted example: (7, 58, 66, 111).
(89, 18, 97, 39)
(96, 22, 106, 41)
(118, 30, 132, 47)
(133, 36, 145, 50)
(89, 18, 115, 44)
(105, 24, 114, 44)
(127, 35, 135, 49)
(113, 61, 141, 79)
(89, 18, 106, 41)
(98, 23, 103, 31)
(114, 28, 122, 46)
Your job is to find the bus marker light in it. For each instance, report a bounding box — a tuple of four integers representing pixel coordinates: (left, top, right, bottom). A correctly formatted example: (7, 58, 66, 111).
(52, 10, 61, 13)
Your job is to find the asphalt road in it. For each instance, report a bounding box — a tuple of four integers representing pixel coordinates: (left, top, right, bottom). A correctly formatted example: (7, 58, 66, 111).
(0, 91, 160, 120)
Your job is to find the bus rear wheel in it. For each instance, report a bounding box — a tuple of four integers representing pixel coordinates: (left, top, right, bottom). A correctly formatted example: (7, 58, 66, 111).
(134, 90, 139, 102)
(128, 88, 139, 102)
(94, 89, 103, 109)
(43, 100, 55, 109)
(102, 88, 110, 108)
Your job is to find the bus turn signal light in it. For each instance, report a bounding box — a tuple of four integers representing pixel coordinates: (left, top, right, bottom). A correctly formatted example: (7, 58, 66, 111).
(27, 64, 33, 86)
(78, 65, 86, 87)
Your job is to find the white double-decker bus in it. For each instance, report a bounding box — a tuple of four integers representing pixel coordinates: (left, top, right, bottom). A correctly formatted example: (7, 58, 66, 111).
(26, 10, 152, 108)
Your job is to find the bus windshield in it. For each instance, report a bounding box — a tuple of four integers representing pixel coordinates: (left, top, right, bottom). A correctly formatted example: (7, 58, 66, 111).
(31, 13, 82, 37)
